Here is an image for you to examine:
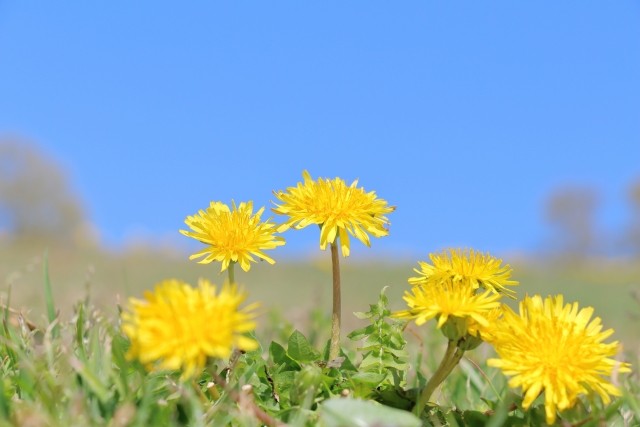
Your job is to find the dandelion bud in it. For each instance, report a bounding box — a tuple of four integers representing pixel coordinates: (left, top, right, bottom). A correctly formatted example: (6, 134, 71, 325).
(457, 333, 483, 351)
(440, 315, 468, 341)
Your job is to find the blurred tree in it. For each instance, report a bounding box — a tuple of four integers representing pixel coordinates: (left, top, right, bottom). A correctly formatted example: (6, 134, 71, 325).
(545, 186, 599, 257)
(626, 179, 640, 255)
(0, 137, 94, 245)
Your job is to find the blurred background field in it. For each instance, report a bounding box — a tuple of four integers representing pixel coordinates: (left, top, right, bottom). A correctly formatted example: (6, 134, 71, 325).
(2, 238, 639, 349)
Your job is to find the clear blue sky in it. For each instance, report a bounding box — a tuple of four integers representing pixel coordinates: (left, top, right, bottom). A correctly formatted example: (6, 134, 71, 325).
(1, 2, 639, 257)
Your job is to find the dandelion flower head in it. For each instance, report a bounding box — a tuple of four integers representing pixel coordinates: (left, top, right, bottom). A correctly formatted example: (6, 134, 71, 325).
(271, 170, 395, 257)
(180, 200, 285, 272)
(466, 306, 503, 343)
(391, 280, 502, 330)
(487, 294, 631, 425)
(121, 278, 259, 378)
(409, 248, 518, 299)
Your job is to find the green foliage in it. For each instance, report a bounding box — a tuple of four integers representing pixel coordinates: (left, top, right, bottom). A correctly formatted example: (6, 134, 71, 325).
(345, 286, 414, 409)
(0, 273, 636, 426)
(348, 286, 409, 376)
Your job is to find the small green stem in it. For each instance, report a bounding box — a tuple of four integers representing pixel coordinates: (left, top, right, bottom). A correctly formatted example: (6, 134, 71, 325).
(228, 261, 235, 285)
(329, 240, 341, 361)
(465, 356, 503, 403)
(192, 379, 210, 405)
(415, 340, 464, 416)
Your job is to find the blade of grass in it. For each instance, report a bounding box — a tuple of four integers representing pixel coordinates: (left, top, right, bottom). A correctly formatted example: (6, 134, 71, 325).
(1, 322, 17, 373)
(75, 302, 87, 362)
(0, 371, 9, 419)
(70, 357, 110, 404)
(43, 249, 58, 338)
(0, 286, 15, 372)
(621, 387, 640, 422)
(111, 333, 130, 399)
(3, 285, 10, 329)
(464, 357, 503, 404)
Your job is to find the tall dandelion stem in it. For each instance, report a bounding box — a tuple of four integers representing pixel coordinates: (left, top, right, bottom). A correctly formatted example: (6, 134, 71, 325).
(227, 260, 240, 376)
(329, 239, 341, 360)
(415, 340, 464, 416)
(228, 261, 236, 284)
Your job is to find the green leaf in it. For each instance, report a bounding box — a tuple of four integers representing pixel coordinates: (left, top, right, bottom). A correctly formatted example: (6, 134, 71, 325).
(272, 370, 296, 400)
(269, 341, 298, 369)
(320, 398, 422, 427)
(368, 304, 382, 317)
(43, 249, 58, 338)
(287, 330, 321, 364)
(385, 347, 409, 358)
(375, 389, 413, 411)
(378, 286, 390, 308)
(347, 324, 377, 341)
(243, 332, 263, 359)
(525, 406, 549, 427)
(353, 311, 374, 319)
(345, 376, 380, 400)
(362, 333, 382, 346)
(339, 350, 358, 372)
(357, 344, 381, 353)
(322, 339, 331, 361)
(390, 332, 406, 348)
(381, 353, 409, 370)
(559, 398, 589, 423)
(0, 375, 9, 419)
(462, 410, 489, 427)
(350, 372, 386, 387)
(358, 352, 381, 370)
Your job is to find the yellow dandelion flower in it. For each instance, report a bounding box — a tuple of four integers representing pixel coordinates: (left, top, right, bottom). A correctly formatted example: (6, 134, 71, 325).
(391, 280, 502, 329)
(180, 200, 285, 273)
(487, 295, 631, 425)
(121, 278, 259, 379)
(409, 248, 518, 299)
(467, 306, 502, 343)
(271, 170, 395, 257)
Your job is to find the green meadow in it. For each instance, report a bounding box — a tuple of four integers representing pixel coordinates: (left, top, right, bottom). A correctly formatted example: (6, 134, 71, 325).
(1, 242, 638, 426)
(4, 244, 639, 348)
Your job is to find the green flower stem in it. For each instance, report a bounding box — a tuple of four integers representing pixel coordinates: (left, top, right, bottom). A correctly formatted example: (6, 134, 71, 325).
(415, 340, 465, 416)
(191, 378, 210, 405)
(329, 240, 342, 361)
(226, 260, 240, 377)
(228, 261, 236, 285)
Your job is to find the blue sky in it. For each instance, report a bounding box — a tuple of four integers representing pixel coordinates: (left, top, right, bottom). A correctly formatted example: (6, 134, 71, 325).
(1, 2, 639, 257)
